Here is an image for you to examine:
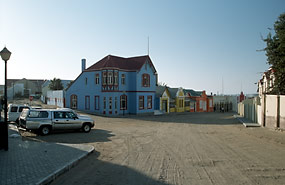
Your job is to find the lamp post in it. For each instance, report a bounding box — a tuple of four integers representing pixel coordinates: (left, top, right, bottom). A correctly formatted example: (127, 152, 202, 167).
(0, 47, 12, 151)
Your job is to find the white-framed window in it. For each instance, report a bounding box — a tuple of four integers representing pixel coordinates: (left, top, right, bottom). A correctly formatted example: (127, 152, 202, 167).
(199, 100, 203, 110)
(95, 96, 99, 110)
(103, 72, 107, 85)
(147, 96, 152, 109)
(120, 95, 127, 110)
(85, 96, 90, 110)
(114, 72, 118, 85)
(121, 74, 125, 85)
(108, 72, 113, 84)
(71, 94, 77, 109)
(139, 96, 144, 110)
(109, 97, 112, 110)
(103, 97, 106, 110)
(142, 74, 150, 87)
(95, 74, 100, 85)
(115, 97, 117, 109)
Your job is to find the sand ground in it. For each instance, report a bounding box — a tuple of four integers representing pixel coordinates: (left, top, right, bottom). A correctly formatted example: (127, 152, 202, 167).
(21, 111, 285, 185)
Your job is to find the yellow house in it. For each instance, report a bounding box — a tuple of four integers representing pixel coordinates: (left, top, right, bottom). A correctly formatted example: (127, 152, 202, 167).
(160, 89, 170, 113)
(168, 87, 185, 112)
(175, 88, 185, 112)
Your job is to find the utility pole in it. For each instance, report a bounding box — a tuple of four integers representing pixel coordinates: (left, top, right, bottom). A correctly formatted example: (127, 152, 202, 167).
(147, 36, 149, 56)
(222, 77, 224, 95)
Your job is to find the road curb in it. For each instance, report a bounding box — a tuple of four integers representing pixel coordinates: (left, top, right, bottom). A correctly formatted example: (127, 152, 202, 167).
(233, 115, 261, 127)
(36, 144, 94, 185)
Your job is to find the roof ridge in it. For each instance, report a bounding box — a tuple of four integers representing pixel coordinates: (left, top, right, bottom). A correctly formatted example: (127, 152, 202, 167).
(85, 55, 155, 72)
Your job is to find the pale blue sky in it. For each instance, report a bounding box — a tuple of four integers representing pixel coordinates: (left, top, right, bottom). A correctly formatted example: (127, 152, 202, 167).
(0, 0, 284, 94)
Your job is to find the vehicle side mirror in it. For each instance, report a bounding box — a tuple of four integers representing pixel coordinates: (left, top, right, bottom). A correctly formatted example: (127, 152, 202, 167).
(73, 116, 78, 120)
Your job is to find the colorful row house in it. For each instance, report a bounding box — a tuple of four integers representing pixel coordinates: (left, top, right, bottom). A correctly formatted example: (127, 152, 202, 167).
(155, 86, 170, 113)
(184, 89, 214, 112)
(155, 86, 213, 113)
(66, 55, 158, 115)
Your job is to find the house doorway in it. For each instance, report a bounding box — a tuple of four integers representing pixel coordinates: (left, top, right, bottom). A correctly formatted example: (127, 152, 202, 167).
(162, 100, 168, 113)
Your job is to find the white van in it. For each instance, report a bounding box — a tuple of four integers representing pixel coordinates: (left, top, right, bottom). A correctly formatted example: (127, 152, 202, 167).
(8, 104, 30, 123)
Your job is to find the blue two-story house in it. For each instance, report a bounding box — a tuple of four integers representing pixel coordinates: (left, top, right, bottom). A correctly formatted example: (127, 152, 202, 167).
(65, 55, 158, 115)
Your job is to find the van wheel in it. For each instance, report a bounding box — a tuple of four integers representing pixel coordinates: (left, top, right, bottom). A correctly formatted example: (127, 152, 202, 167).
(39, 126, 51, 136)
(82, 123, 91, 133)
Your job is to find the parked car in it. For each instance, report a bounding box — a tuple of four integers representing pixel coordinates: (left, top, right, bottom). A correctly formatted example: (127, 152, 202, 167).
(19, 108, 95, 135)
(8, 104, 31, 124)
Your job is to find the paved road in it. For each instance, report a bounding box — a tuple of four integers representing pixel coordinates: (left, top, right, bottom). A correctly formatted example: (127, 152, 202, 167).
(23, 112, 285, 185)
(0, 125, 94, 185)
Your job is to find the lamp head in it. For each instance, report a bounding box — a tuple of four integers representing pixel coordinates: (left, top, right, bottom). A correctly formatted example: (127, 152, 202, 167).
(0, 47, 12, 61)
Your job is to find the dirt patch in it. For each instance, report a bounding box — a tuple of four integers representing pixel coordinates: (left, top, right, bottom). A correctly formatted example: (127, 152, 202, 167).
(23, 112, 285, 185)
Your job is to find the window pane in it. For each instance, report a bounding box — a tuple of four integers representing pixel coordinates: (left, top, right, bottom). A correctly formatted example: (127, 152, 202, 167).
(147, 96, 152, 109)
(95, 96, 99, 110)
(39, 111, 49, 118)
(120, 95, 127, 109)
(104, 97, 106, 109)
(11, 107, 18, 112)
(66, 112, 76, 118)
(139, 96, 144, 109)
(19, 107, 29, 112)
(29, 111, 39, 118)
(109, 97, 112, 109)
(121, 74, 125, 85)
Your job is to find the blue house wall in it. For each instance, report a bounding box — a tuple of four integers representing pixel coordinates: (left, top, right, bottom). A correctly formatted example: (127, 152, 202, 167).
(65, 55, 157, 116)
(134, 62, 156, 114)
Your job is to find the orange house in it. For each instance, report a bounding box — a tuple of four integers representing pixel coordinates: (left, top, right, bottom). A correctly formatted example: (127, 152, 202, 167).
(207, 95, 214, 112)
(184, 90, 213, 112)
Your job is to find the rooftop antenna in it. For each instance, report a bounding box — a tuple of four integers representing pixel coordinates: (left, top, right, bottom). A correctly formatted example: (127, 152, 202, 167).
(147, 36, 149, 56)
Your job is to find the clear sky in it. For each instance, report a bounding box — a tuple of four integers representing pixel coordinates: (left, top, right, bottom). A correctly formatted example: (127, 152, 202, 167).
(0, 0, 284, 94)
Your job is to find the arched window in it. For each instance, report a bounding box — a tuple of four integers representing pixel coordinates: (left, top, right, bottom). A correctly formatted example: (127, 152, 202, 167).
(70, 94, 77, 109)
(142, 74, 150, 87)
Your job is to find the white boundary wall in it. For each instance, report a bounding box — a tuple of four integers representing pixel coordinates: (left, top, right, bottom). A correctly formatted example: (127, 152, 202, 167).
(257, 105, 262, 125)
(265, 95, 278, 128)
(280, 96, 285, 129)
(47, 90, 65, 108)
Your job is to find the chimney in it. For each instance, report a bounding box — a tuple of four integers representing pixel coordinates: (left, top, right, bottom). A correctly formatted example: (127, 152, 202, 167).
(82, 59, 86, 72)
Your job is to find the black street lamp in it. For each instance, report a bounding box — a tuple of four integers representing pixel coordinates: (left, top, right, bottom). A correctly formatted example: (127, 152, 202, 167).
(0, 47, 12, 151)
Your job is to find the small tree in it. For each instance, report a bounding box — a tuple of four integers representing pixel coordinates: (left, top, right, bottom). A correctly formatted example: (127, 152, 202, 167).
(263, 13, 285, 94)
(49, 78, 64, 90)
(66, 80, 74, 89)
(158, 82, 168, 87)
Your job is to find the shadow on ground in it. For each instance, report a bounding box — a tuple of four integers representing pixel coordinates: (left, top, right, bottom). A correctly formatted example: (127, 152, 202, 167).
(52, 150, 170, 185)
(113, 112, 241, 125)
(22, 129, 115, 144)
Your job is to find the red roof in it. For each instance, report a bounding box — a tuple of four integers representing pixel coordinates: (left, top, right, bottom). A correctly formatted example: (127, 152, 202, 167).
(85, 55, 156, 73)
